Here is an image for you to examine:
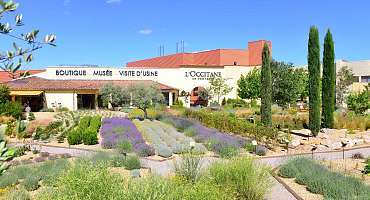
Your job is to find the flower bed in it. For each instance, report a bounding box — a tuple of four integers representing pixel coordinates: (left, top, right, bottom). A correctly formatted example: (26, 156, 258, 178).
(278, 157, 370, 199)
(163, 117, 249, 157)
(133, 119, 207, 157)
(100, 118, 154, 157)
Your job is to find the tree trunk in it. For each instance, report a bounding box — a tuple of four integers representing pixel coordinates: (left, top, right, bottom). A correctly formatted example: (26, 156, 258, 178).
(143, 108, 148, 119)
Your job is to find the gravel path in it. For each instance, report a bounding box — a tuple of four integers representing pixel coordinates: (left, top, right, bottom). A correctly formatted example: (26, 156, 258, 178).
(29, 144, 370, 200)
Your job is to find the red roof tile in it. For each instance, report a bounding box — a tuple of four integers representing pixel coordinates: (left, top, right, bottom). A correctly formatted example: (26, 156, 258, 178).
(2, 77, 176, 91)
(0, 70, 45, 83)
(126, 40, 271, 68)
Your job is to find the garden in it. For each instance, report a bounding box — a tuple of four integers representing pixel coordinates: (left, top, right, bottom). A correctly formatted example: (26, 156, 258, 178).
(277, 157, 370, 200)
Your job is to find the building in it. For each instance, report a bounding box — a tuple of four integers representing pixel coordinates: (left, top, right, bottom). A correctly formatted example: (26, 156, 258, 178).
(1, 40, 271, 111)
(336, 59, 370, 92)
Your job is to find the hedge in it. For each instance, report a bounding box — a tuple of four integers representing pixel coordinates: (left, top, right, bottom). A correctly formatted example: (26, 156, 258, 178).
(183, 109, 277, 142)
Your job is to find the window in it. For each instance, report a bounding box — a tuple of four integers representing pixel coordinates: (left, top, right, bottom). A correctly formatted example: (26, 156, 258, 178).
(361, 76, 370, 83)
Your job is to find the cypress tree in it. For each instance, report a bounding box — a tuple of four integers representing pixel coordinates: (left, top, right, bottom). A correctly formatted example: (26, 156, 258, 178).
(260, 43, 272, 127)
(322, 29, 335, 128)
(308, 26, 321, 136)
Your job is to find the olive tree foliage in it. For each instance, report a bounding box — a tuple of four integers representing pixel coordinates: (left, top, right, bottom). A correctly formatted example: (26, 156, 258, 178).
(271, 61, 308, 107)
(0, 0, 56, 79)
(129, 84, 164, 118)
(346, 83, 370, 115)
(237, 68, 261, 100)
(205, 76, 233, 104)
(336, 66, 356, 107)
(237, 62, 308, 107)
(100, 83, 130, 107)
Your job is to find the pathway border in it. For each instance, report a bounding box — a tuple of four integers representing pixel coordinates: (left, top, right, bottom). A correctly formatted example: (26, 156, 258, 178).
(271, 168, 304, 200)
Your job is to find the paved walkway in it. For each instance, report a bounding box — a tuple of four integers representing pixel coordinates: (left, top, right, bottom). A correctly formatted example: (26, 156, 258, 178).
(27, 144, 370, 200)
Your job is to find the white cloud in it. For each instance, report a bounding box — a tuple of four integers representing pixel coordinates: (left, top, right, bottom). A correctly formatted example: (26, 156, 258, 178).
(106, 0, 121, 4)
(138, 29, 153, 35)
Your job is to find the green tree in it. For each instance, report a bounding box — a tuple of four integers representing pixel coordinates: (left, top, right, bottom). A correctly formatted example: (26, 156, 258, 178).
(0, 85, 10, 104)
(321, 30, 336, 128)
(308, 26, 321, 136)
(0, 0, 56, 79)
(346, 83, 370, 114)
(271, 61, 307, 107)
(295, 68, 309, 100)
(100, 83, 130, 108)
(237, 68, 261, 100)
(336, 66, 356, 107)
(129, 84, 164, 119)
(206, 76, 233, 105)
(260, 43, 272, 127)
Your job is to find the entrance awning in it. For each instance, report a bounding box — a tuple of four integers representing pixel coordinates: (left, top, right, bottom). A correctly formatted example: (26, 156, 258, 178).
(10, 91, 43, 96)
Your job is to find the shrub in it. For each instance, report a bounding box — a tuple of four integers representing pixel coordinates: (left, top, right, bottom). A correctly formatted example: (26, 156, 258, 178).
(1, 187, 30, 200)
(67, 128, 83, 145)
(175, 153, 203, 182)
(116, 140, 133, 154)
(21, 176, 40, 191)
(0, 101, 23, 119)
(158, 145, 173, 158)
(37, 161, 126, 200)
(82, 128, 98, 145)
(110, 154, 126, 167)
(279, 158, 370, 199)
(256, 145, 268, 156)
(128, 108, 145, 120)
(183, 108, 278, 143)
(184, 127, 196, 137)
(0, 172, 18, 188)
(89, 115, 102, 130)
(346, 87, 370, 114)
(217, 145, 239, 158)
(208, 157, 272, 200)
(57, 107, 69, 112)
(28, 112, 35, 121)
(123, 155, 141, 170)
(79, 116, 91, 128)
(136, 143, 155, 157)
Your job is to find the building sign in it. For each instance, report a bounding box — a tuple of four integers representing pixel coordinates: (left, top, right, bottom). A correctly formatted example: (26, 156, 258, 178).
(54, 69, 159, 78)
(184, 71, 221, 80)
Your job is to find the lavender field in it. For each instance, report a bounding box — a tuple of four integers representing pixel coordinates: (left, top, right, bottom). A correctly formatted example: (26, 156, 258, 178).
(100, 117, 155, 156)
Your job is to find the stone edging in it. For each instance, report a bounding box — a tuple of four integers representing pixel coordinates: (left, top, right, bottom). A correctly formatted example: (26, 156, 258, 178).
(270, 168, 304, 200)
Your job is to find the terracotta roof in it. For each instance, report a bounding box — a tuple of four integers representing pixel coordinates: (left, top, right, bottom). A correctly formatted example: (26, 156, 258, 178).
(2, 77, 176, 91)
(0, 70, 45, 83)
(126, 40, 272, 68)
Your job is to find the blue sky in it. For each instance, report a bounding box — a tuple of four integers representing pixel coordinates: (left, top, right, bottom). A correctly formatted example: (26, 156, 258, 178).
(4, 0, 370, 69)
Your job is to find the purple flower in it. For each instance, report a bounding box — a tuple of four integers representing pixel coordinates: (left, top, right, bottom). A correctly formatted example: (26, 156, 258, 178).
(100, 118, 153, 156)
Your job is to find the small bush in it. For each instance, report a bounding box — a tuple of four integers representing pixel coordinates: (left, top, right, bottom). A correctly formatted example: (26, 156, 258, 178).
(136, 144, 155, 157)
(208, 157, 272, 200)
(37, 161, 126, 200)
(217, 145, 239, 158)
(0, 173, 18, 188)
(21, 176, 40, 191)
(79, 116, 91, 128)
(123, 155, 141, 170)
(175, 153, 203, 182)
(82, 128, 98, 145)
(184, 127, 196, 137)
(158, 145, 173, 158)
(0, 101, 23, 119)
(116, 140, 133, 154)
(28, 112, 35, 121)
(67, 128, 83, 145)
(2, 187, 30, 200)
